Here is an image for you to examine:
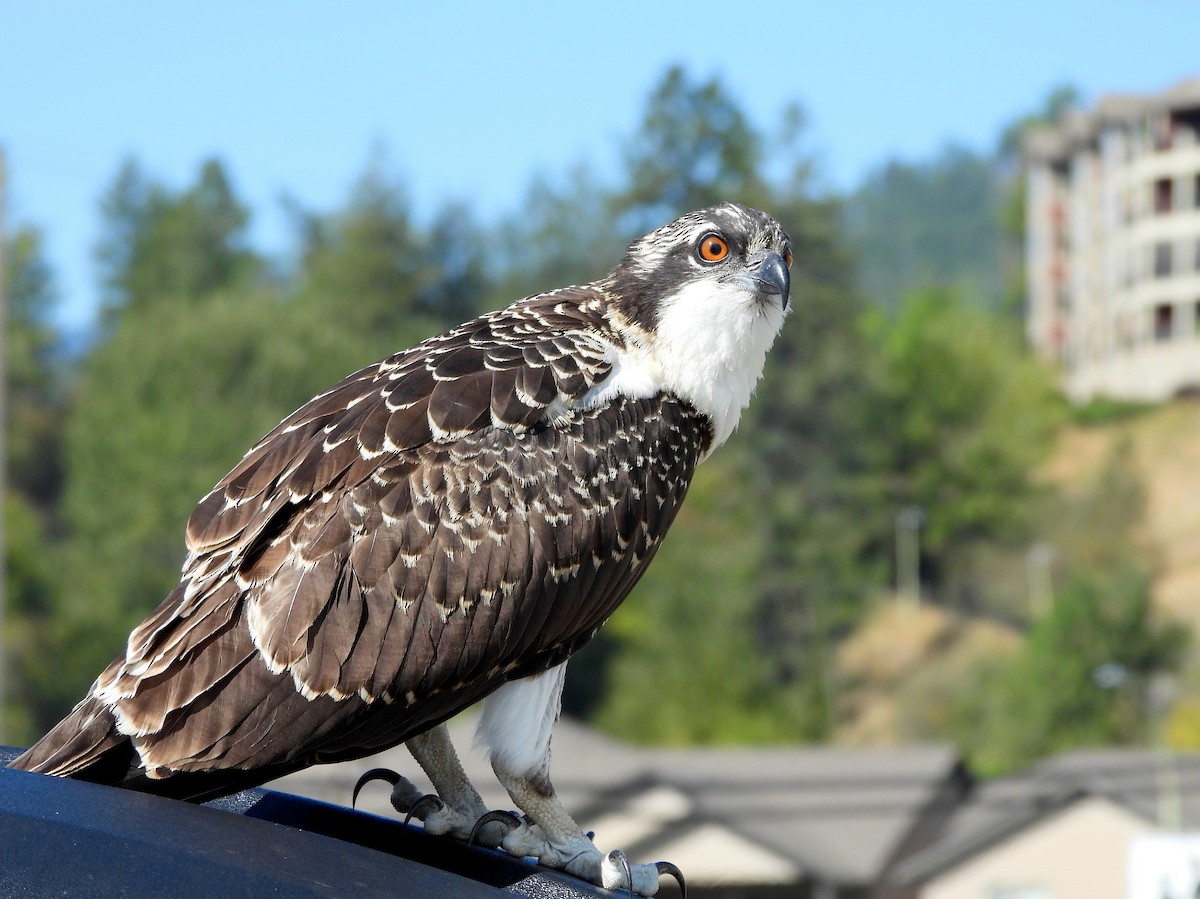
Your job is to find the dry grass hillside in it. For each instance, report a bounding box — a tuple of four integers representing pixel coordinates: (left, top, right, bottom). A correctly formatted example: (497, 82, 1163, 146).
(835, 603, 1020, 746)
(832, 396, 1200, 748)
(1044, 397, 1200, 628)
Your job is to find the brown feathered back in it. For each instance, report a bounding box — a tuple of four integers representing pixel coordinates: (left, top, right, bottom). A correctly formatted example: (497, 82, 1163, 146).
(12, 285, 712, 798)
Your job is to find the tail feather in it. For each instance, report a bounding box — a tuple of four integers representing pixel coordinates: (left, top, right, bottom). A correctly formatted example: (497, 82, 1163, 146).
(9, 694, 135, 784)
(8, 693, 306, 802)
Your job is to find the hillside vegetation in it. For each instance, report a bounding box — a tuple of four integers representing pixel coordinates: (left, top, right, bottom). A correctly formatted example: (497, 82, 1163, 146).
(829, 399, 1200, 771)
(1046, 400, 1200, 627)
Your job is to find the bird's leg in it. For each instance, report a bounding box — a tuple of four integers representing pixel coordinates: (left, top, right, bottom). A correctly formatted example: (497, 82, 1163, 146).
(390, 722, 503, 841)
(491, 763, 682, 895)
(355, 723, 501, 842)
(407, 724, 488, 818)
(477, 666, 683, 896)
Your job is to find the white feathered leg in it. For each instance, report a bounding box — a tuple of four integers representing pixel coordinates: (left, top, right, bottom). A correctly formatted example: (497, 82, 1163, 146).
(476, 664, 681, 896)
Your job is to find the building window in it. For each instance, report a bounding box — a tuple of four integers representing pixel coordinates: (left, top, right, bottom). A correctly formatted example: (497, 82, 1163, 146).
(1195, 173, 1200, 209)
(1155, 242, 1173, 278)
(1156, 177, 1174, 214)
(1195, 239, 1200, 272)
(1155, 304, 1176, 341)
(1194, 300, 1200, 335)
(1178, 108, 1200, 146)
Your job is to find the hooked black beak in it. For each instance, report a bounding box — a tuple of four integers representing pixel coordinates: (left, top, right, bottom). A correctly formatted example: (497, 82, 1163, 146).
(751, 251, 790, 310)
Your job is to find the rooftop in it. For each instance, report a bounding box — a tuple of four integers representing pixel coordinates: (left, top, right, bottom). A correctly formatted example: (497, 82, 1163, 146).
(1025, 75, 1200, 161)
(275, 715, 967, 889)
(894, 748, 1200, 885)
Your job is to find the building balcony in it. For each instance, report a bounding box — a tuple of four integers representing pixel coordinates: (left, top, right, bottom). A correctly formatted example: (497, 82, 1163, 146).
(1124, 207, 1200, 247)
(1130, 144, 1200, 183)
(1129, 271, 1200, 307)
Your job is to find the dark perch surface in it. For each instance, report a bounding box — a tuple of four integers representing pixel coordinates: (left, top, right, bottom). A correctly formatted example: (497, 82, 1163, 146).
(0, 746, 611, 899)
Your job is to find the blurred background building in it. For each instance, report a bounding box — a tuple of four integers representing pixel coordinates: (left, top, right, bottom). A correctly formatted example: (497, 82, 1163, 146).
(1026, 78, 1200, 402)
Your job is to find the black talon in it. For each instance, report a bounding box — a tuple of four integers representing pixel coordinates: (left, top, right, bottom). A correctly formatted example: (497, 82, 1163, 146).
(655, 861, 687, 898)
(606, 850, 634, 898)
(403, 794, 445, 827)
(351, 767, 401, 809)
(468, 809, 523, 847)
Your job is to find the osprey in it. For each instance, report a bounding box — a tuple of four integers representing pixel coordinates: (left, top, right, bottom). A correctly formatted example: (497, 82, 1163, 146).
(12, 202, 792, 895)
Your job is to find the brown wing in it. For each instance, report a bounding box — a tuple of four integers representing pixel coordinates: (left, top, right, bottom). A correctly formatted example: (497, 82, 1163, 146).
(17, 287, 711, 785)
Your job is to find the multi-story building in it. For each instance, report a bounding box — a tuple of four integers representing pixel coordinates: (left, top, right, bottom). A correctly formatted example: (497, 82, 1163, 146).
(1026, 78, 1200, 402)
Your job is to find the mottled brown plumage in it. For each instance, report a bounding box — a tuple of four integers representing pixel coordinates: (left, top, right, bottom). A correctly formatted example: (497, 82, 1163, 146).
(13, 202, 794, 895)
(12, 205, 792, 899)
(13, 282, 712, 796)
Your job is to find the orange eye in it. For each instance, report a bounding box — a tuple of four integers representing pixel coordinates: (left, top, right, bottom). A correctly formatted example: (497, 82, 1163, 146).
(697, 233, 729, 263)
(783, 248, 794, 269)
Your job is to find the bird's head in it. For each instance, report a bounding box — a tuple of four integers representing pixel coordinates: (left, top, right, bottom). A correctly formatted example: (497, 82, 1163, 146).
(604, 203, 793, 449)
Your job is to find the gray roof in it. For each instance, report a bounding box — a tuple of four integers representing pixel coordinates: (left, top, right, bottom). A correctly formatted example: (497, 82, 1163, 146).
(894, 748, 1200, 885)
(640, 742, 964, 884)
(273, 716, 964, 888)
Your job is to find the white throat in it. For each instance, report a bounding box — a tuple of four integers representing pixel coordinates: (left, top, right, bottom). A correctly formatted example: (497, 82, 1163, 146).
(579, 280, 787, 452)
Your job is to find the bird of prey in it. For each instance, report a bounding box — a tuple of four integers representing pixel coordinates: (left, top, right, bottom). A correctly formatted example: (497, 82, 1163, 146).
(11, 202, 792, 896)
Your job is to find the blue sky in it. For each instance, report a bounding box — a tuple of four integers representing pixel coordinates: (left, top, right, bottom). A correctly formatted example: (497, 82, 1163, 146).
(3, 0, 1199, 329)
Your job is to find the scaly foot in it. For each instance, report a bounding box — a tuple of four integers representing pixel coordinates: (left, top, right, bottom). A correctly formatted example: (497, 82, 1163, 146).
(352, 767, 512, 845)
(474, 808, 686, 896)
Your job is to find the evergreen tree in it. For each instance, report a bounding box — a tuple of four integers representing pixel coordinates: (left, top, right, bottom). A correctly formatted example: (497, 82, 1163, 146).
(4, 223, 65, 741)
(95, 158, 258, 319)
(494, 164, 617, 301)
(748, 186, 880, 739)
(291, 161, 483, 356)
(845, 146, 1005, 311)
(965, 565, 1186, 774)
(617, 65, 766, 233)
(6, 226, 63, 508)
(870, 289, 1063, 598)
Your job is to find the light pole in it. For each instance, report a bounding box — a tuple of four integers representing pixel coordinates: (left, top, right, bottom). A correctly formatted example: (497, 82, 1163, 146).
(896, 505, 923, 610)
(1027, 542, 1055, 616)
